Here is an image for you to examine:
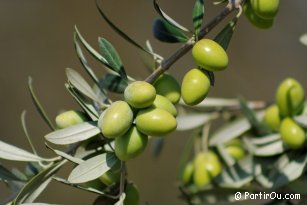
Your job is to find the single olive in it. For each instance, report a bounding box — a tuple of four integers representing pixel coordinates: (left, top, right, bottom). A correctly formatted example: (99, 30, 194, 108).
(192, 39, 228, 72)
(152, 95, 177, 117)
(98, 101, 133, 139)
(153, 74, 181, 104)
(124, 183, 140, 205)
(263, 105, 281, 132)
(250, 0, 279, 19)
(276, 78, 305, 117)
(124, 81, 156, 109)
(99, 161, 121, 186)
(244, 2, 274, 29)
(181, 68, 210, 106)
(181, 162, 194, 185)
(225, 139, 246, 161)
(115, 126, 148, 161)
(55, 110, 88, 129)
(193, 151, 222, 188)
(135, 107, 177, 136)
(280, 118, 306, 149)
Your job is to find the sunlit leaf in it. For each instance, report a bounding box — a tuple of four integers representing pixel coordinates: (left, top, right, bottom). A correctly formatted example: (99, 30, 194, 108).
(294, 115, 307, 127)
(45, 144, 84, 164)
(114, 193, 126, 205)
(177, 113, 215, 131)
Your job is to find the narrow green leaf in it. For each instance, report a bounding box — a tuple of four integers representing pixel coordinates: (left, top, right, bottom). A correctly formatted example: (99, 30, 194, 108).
(114, 193, 126, 205)
(45, 144, 84, 164)
(214, 17, 238, 50)
(204, 70, 214, 86)
(0, 165, 25, 181)
(68, 153, 118, 184)
(177, 113, 215, 131)
(0, 141, 43, 162)
(192, 0, 204, 36)
(98, 38, 127, 80)
(45, 121, 101, 145)
(153, 0, 190, 32)
(28, 77, 55, 131)
(22, 177, 52, 203)
(153, 19, 190, 43)
(21, 111, 37, 155)
(95, 0, 161, 59)
(13, 160, 66, 204)
(99, 73, 128, 94)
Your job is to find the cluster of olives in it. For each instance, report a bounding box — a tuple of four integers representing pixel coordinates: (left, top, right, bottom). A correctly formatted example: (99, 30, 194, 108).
(244, 0, 279, 29)
(98, 80, 178, 161)
(263, 78, 306, 149)
(181, 139, 246, 188)
(181, 39, 228, 106)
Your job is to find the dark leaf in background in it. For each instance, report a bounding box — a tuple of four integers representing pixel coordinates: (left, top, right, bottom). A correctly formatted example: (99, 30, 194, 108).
(99, 73, 128, 94)
(214, 17, 238, 50)
(204, 69, 215, 86)
(192, 0, 205, 36)
(0, 165, 25, 182)
(153, 19, 189, 43)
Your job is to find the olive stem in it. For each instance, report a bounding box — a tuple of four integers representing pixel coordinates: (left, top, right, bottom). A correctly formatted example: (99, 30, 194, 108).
(145, 0, 244, 84)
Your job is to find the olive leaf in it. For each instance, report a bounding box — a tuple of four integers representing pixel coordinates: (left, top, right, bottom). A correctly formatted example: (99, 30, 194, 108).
(28, 77, 55, 131)
(99, 73, 128, 94)
(45, 144, 84, 164)
(153, 0, 190, 33)
(294, 114, 307, 127)
(214, 17, 238, 50)
(44, 121, 101, 145)
(114, 193, 126, 205)
(0, 141, 43, 162)
(0, 165, 25, 182)
(152, 138, 164, 157)
(68, 153, 118, 184)
(177, 113, 215, 131)
(204, 70, 215, 86)
(153, 19, 190, 43)
(98, 37, 127, 81)
(192, 0, 204, 36)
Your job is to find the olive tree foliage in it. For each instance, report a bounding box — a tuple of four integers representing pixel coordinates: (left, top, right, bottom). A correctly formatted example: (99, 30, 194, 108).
(0, 0, 306, 205)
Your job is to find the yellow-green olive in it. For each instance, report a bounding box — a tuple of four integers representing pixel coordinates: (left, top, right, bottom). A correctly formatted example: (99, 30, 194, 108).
(153, 74, 181, 104)
(55, 110, 88, 129)
(181, 162, 194, 185)
(225, 139, 246, 161)
(135, 107, 177, 136)
(250, 0, 279, 19)
(98, 101, 133, 138)
(192, 39, 228, 72)
(276, 78, 305, 117)
(244, 2, 274, 29)
(181, 68, 210, 106)
(124, 183, 140, 205)
(263, 105, 281, 132)
(115, 126, 148, 161)
(99, 160, 121, 186)
(124, 81, 156, 109)
(193, 151, 222, 188)
(280, 118, 306, 149)
(152, 95, 177, 117)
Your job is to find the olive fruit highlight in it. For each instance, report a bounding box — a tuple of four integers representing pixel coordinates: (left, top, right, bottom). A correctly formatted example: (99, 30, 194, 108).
(124, 81, 156, 109)
(153, 74, 181, 104)
(181, 162, 194, 185)
(124, 183, 140, 205)
(98, 101, 133, 138)
(276, 78, 305, 117)
(181, 68, 210, 106)
(135, 107, 177, 136)
(263, 105, 281, 132)
(115, 126, 148, 161)
(152, 95, 177, 117)
(192, 39, 228, 72)
(250, 0, 279, 19)
(280, 118, 306, 149)
(55, 110, 88, 129)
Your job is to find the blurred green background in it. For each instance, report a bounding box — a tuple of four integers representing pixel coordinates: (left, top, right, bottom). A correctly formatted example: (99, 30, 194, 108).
(0, 0, 307, 204)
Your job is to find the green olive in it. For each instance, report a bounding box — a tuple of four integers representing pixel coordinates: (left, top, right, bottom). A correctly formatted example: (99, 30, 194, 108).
(263, 105, 281, 132)
(55, 110, 88, 129)
(135, 107, 177, 136)
(181, 68, 210, 106)
(124, 81, 156, 109)
(280, 118, 306, 149)
(193, 151, 222, 188)
(181, 162, 194, 185)
(153, 74, 181, 104)
(192, 39, 228, 72)
(225, 139, 246, 161)
(250, 0, 279, 19)
(152, 95, 177, 117)
(244, 2, 274, 29)
(98, 101, 133, 139)
(99, 160, 121, 186)
(276, 78, 305, 117)
(124, 183, 140, 205)
(115, 126, 148, 161)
